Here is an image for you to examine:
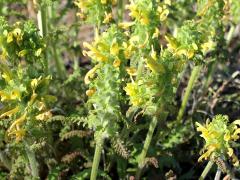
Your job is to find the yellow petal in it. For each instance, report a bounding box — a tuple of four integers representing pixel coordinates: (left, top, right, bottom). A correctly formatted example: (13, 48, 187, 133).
(8, 113, 27, 133)
(86, 88, 96, 97)
(36, 111, 52, 121)
(84, 65, 100, 84)
(227, 148, 233, 157)
(110, 40, 119, 56)
(224, 131, 231, 141)
(0, 106, 19, 119)
(126, 67, 137, 76)
(7, 32, 13, 43)
(113, 59, 121, 68)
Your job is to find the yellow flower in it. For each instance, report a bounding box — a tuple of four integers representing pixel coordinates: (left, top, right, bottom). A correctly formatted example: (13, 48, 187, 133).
(113, 58, 121, 68)
(196, 115, 240, 166)
(103, 12, 112, 24)
(123, 43, 134, 59)
(126, 67, 137, 76)
(2, 72, 11, 83)
(140, 16, 149, 25)
(164, 0, 171, 5)
(7, 32, 13, 43)
(31, 76, 42, 90)
(118, 22, 134, 29)
(110, 39, 119, 56)
(18, 49, 27, 57)
(160, 9, 169, 21)
(201, 40, 216, 54)
(8, 129, 26, 142)
(152, 28, 160, 39)
(36, 111, 52, 121)
(35, 48, 42, 57)
(0, 106, 19, 119)
(198, 144, 217, 162)
(8, 113, 27, 133)
(83, 42, 108, 62)
(86, 88, 96, 97)
(124, 83, 136, 97)
(12, 28, 23, 43)
(84, 64, 100, 84)
(10, 89, 21, 101)
(0, 48, 8, 60)
(101, 0, 107, 4)
(124, 82, 144, 106)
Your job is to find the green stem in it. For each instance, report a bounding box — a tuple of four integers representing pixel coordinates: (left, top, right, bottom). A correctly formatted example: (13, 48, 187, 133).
(52, 43, 66, 79)
(117, 0, 124, 22)
(176, 65, 202, 122)
(136, 116, 158, 179)
(37, 4, 48, 74)
(48, 2, 66, 79)
(0, 151, 11, 171)
(226, 25, 235, 44)
(90, 135, 104, 180)
(25, 143, 39, 179)
(199, 161, 214, 180)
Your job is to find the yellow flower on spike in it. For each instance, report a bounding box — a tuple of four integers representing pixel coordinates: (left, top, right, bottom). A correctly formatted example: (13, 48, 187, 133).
(86, 88, 96, 97)
(7, 32, 13, 43)
(164, 0, 171, 6)
(118, 22, 134, 29)
(140, 16, 149, 25)
(84, 65, 100, 84)
(110, 39, 119, 56)
(0, 48, 8, 60)
(8, 113, 27, 134)
(152, 28, 160, 39)
(201, 40, 216, 54)
(196, 115, 240, 166)
(83, 42, 108, 62)
(124, 82, 143, 106)
(123, 42, 134, 59)
(12, 28, 23, 43)
(36, 111, 52, 121)
(18, 49, 27, 57)
(126, 67, 137, 76)
(113, 58, 121, 68)
(101, 0, 107, 4)
(2, 72, 11, 83)
(0, 106, 19, 119)
(159, 9, 169, 21)
(103, 12, 112, 24)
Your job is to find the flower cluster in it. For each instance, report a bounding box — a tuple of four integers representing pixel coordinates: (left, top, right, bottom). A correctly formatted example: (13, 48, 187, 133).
(74, 0, 116, 25)
(196, 115, 240, 166)
(0, 18, 54, 142)
(83, 25, 128, 137)
(0, 17, 45, 65)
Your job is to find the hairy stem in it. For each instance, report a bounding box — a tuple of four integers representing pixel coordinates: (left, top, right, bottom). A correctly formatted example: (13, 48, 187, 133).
(90, 135, 104, 180)
(52, 42, 66, 79)
(136, 116, 158, 179)
(176, 65, 201, 122)
(48, 2, 66, 79)
(199, 161, 214, 180)
(25, 143, 39, 178)
(117, 0, 124, 22)
(37, 3, 48, 74)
